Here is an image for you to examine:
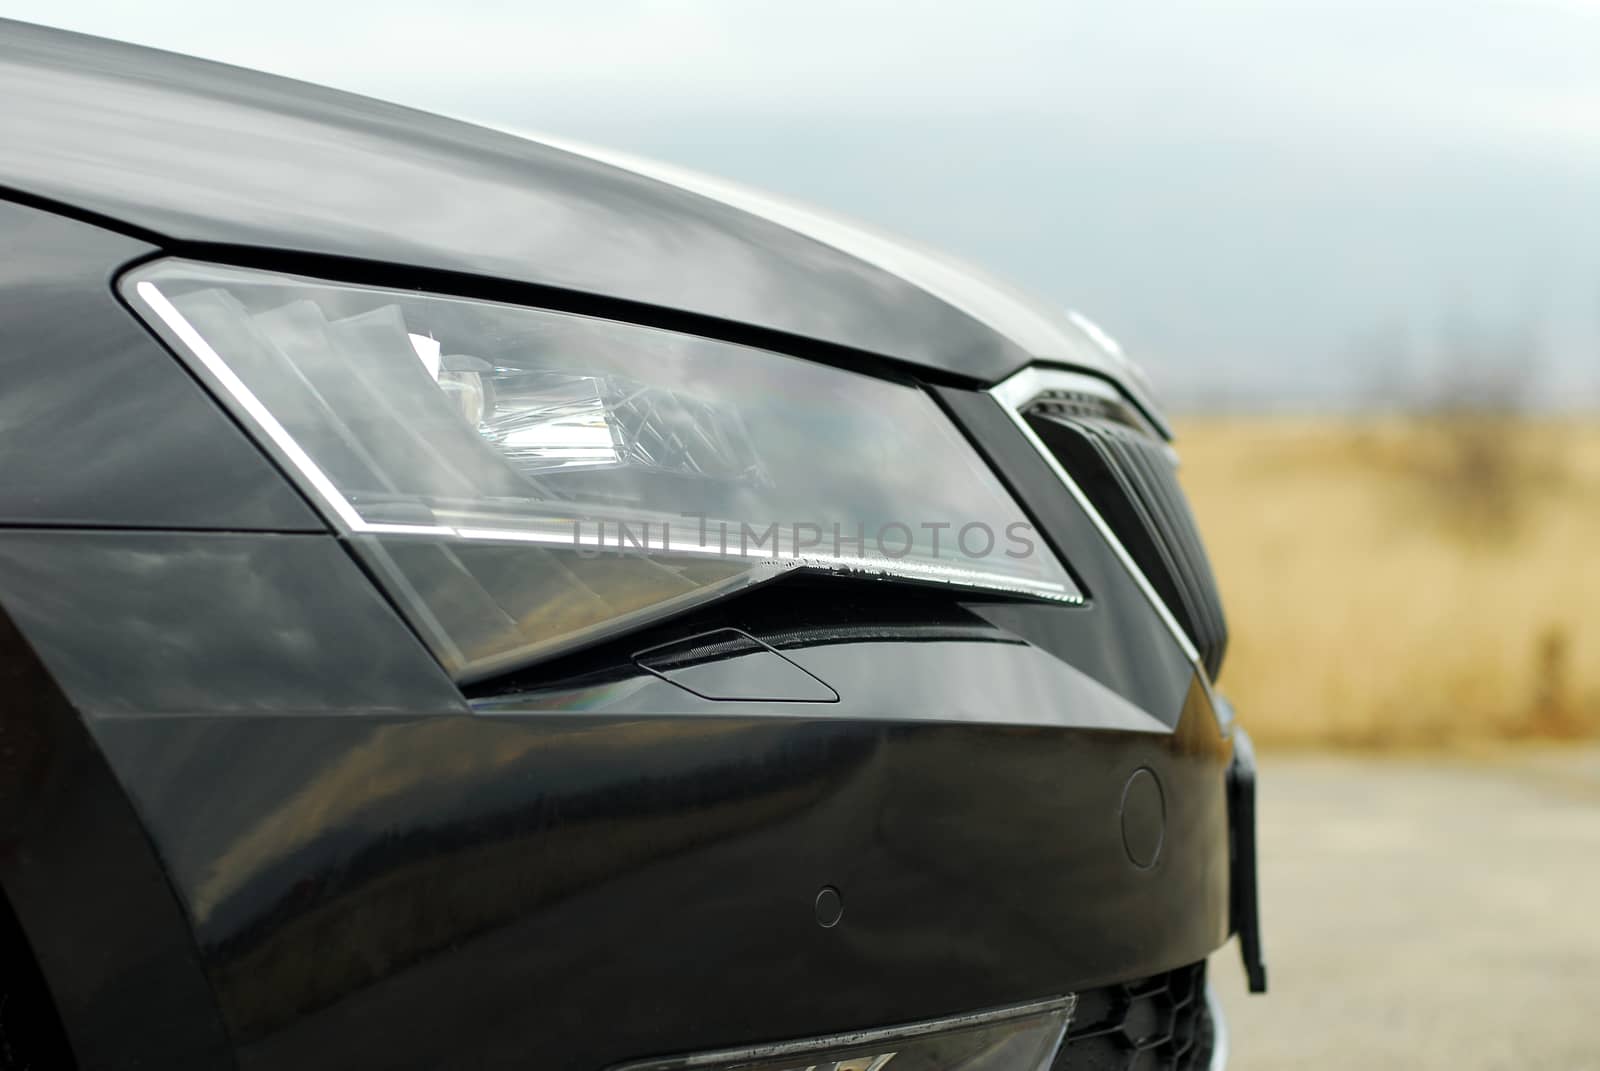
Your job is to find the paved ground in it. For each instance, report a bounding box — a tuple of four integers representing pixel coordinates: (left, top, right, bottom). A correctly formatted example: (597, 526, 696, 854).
(1209, 746, 1600, 1070)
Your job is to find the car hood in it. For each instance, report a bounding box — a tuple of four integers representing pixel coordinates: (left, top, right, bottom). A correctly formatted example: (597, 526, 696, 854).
(0, 19, 1163, 425)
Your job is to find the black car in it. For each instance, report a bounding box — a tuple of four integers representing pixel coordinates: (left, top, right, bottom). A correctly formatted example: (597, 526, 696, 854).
(0, 19, 1263, 1071)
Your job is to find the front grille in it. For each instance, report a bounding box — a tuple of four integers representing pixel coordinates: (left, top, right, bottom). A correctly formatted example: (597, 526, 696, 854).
(1025, 387, 1150, 430)
(1054, 960, 1214, 1071)
(1024, 402, 1228, 678)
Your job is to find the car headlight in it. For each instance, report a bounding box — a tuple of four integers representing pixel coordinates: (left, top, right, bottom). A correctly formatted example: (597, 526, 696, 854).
(127, 261, 1080, 681)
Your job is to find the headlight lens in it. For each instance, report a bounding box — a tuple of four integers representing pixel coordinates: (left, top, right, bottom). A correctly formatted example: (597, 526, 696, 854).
(128, 261, 1079, 680)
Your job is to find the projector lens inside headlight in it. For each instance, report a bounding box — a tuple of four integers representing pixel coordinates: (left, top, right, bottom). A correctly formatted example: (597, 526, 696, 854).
(127, 260, 1080, 680)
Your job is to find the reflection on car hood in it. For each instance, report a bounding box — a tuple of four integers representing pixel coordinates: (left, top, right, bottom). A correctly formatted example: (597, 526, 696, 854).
(0, 18, 1161, 423)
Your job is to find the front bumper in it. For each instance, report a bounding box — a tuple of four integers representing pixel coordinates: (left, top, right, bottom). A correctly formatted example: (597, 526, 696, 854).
(0, 529, 1236, 1071)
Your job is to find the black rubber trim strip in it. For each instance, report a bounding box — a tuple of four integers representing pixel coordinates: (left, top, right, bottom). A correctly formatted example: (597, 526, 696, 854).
(1229, 725, 1268, 994)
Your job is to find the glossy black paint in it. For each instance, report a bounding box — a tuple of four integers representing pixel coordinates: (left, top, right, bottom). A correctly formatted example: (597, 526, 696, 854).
(0, 530, 1231, 1069)
(0, 201, 321, 531)
(0, 20, 1035, 386)
(0, 607, 234, 1069)
(0, 531, 463, 717)
(91, 705, 1229, 1071)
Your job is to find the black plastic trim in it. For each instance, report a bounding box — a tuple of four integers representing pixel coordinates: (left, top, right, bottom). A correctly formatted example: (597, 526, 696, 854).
(1228, 726, 1268, 994)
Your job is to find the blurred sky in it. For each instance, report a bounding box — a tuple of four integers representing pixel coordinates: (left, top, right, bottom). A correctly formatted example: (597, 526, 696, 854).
(11, 1, 1600, 409)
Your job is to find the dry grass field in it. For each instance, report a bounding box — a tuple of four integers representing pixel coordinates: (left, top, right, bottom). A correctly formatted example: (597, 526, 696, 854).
(1177, 415, 1600, 749)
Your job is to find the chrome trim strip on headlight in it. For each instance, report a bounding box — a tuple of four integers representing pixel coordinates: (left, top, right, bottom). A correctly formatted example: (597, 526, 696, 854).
(1206, 981, 1230, 1071)
(135, 280, 369, 532)
(989, 366, 1203, 667)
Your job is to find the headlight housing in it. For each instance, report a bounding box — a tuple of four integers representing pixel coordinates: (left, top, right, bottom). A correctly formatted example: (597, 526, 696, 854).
(128, 261, 1079, 681)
